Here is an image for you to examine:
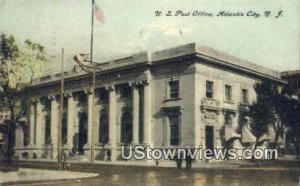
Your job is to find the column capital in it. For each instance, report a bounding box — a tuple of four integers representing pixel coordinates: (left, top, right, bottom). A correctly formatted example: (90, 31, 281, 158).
(106, 84, 115, 91)
(83, 88, 92, 95)
(135, 70, 152, 85)
(143, 80, 151, 86)
(129, 81, 143, 87)
(130, 81, 145, 87)
(128, 81, 134, 87)
(29, 98, 38, 104)
(48, 95, 58, 101)
(64, 92, 74, 98)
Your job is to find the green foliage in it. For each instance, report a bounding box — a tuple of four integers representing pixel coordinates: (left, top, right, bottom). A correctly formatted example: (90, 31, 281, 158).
(0, 33, 49, 161)
(248, 80, 278, 138)
(248, 78, 300, 151)
(275, 92, 300, 128)
(0, 34, 19, 62)
(0, 33, 49, 119)
(275, 91, 300, 143)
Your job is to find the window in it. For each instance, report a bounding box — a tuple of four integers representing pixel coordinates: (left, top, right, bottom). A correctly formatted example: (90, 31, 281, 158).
(169, 80, 179, 98)
(120, 85, 132, 99)
(169, 110, 180, 146)
(78, 92, 87, 103)
(121, 111, 132, 143)
(62, 118, 67, 144)
(99, 88, 108, 101)
(99, 114, 109, 143)
(42, 98, 51, 110)
(224, 113, 232, 125)
(241, 89, 249, 104)
(63, 97, 68, 108)
(225, 85, 232, 101)
(206, 81, 214, 98)
(138, 87, 144, 143)
(45, 116, 51, 144)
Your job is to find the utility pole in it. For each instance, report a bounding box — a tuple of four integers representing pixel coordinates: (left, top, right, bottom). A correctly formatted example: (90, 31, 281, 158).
(73, 54, 100, 163)
(58, 48, 64, 170)
(91, 63, 96, 162)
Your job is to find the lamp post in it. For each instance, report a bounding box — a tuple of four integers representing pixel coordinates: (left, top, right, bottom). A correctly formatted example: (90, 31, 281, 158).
(73, 54, 101, 162)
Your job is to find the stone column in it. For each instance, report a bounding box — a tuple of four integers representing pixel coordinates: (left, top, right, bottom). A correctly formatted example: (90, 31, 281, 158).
(29, 102, 35, 146)
(143, 82, 152, 146)
(35, 99, 43, 148)
(95, 99, 101, 145)
(66, 93, 75, 149)
(108, 85, 117, 161)
(132, 85, 139, 144)
(73, 108, 79, 151)
(86, 90, 93, 148)
(15, 126, 24, 148)
(50, 96, 59, 159)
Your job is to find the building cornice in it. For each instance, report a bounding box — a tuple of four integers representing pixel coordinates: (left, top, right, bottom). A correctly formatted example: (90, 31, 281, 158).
(281, 70, 300, 78)
(31, 43, 286, 89)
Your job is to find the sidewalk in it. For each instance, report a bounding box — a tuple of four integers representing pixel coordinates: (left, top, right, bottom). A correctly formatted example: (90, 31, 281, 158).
(0, 168, 98, 184)
(19, 156, 300, 171)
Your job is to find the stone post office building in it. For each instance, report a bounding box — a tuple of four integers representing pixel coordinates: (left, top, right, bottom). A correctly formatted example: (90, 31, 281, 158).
(14, 43, 284, 162)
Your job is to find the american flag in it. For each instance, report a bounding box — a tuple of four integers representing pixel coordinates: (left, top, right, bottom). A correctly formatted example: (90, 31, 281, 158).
(93, 1, 105, 24)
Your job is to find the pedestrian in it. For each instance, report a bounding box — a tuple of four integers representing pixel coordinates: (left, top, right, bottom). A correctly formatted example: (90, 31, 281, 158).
(106, 150, 111, 161)
(185, 150, 192, 170)
(67, 163, 71, 171)
(175, 152, 182, 169)
(69, 148, 74, 157)
(62, 153, 67, 170)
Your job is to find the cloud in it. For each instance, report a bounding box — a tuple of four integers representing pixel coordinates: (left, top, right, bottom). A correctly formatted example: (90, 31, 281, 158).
(148, 19, 194, 36)
(177, 40, 187, 46)
(112, 19, 195, 56)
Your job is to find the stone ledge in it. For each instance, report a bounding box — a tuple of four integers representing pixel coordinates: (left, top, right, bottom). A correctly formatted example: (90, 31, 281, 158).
(0, 168, 98, 184)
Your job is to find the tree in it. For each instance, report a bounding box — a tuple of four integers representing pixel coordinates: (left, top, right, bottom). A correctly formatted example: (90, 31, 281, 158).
(247, 80, 281, 153)
(275, 88, 300, 158)
(248, 79, 300, 158)
(0, 33, 49, 162)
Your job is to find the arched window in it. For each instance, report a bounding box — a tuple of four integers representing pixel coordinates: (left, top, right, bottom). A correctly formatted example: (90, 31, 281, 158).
(45, 116, 51, 145)
(99, 114, 108, 143)
(62, 118, 67, 144)
(121, 111, 132, 143)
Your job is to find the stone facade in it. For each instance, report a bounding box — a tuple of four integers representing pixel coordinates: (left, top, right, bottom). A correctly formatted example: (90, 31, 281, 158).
(14, 43, 284, 163)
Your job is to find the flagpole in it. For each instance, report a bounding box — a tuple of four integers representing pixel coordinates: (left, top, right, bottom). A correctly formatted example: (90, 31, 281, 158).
(90, 0, 95, 163)
(91, 0, 94, 59)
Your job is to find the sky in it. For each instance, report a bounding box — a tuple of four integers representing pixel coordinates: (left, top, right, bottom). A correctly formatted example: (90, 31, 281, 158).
(0, 0, 299, 74)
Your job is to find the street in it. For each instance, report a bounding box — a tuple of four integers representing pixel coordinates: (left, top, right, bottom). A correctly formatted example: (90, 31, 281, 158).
(66, 168, 300, 186)
(13, 162, 300, 186)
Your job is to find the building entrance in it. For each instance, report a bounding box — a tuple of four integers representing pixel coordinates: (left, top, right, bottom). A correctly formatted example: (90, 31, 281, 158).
(205, 126, 214, 150)
(78, 112, 87, 154)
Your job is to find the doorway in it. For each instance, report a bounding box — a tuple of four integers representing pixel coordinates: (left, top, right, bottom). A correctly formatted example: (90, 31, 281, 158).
(78, 112, 87, 154)
(205, 126, 214, 150)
